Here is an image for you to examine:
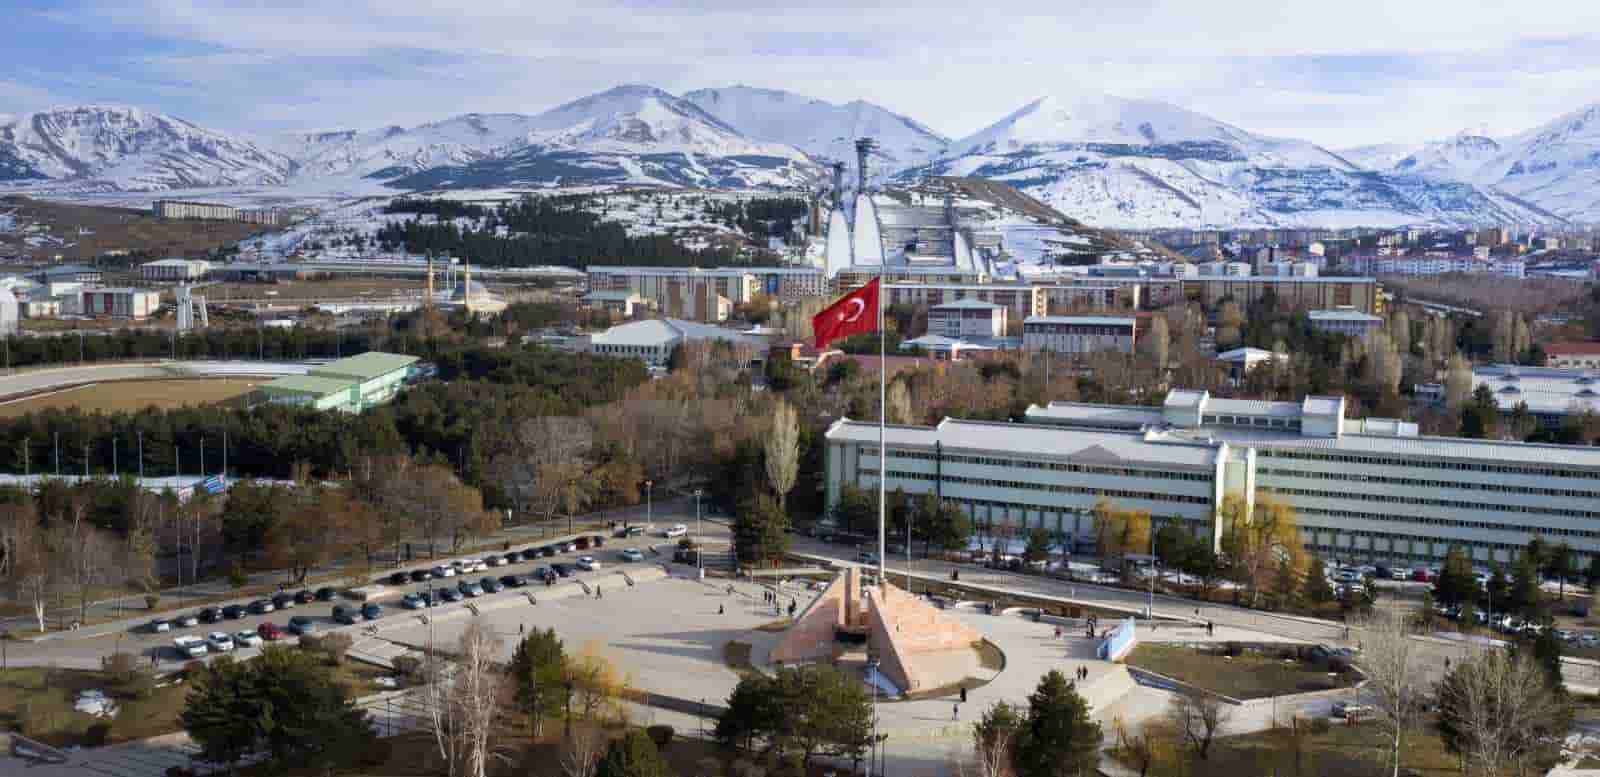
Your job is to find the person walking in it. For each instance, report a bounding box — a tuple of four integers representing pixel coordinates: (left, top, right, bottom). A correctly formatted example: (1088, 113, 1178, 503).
(960, 686, 968, 704)
(953, 703, 960, 721)
(718, 603, 725, 615)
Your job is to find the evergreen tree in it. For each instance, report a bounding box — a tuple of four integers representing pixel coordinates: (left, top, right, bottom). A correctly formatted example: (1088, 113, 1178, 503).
(1510, 556, 1544, 622)
(508, 627, 567, 737)
(182, 656, 259, 773)
(1015, 670, 1103, 777)
(1302, 557, 1335, 605)
(1434, 545, 1478, 608)
(1587, 556, 1600, 594)
(733, 492, 789, 567)
(598, 730, 670, 777)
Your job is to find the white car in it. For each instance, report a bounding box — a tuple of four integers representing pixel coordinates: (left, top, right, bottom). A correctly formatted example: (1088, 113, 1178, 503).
(484, 556, 505, 567)
(234, 630, 263, 648)
(663, 524, 688, 539)
(207, 632, 235, 652)
(173, 635, 209, 658)
(576, 556, 600, 571)
(620, 548, 645, 563)
(432, 565, 456, 578)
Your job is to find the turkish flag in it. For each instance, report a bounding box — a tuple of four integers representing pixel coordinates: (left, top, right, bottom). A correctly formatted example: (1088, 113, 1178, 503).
(813, 277, 880, 349)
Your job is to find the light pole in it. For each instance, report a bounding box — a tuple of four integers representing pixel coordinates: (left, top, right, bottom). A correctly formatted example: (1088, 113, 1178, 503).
(645, 479, 653, 529)
(694, 488, 704, 580)
(868, 658, 881, 777)
(1148, 523, 1157, 620)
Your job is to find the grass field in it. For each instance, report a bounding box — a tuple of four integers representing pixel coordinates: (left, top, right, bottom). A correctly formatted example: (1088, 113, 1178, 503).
(0, 378, 261, 417)
(1126, 644, 1351, 699)
(1115, 719, 1461, 777)
(0, 195, 267, 262)
(0, 667, 188, 747)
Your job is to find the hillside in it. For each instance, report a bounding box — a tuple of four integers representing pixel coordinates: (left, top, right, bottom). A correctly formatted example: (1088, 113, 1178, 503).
(0, 194, 268, 261)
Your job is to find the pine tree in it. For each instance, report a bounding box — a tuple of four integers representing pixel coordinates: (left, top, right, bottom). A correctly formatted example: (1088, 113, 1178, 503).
(508, 627, 567, 737)
(1016, 670, 1103, 777)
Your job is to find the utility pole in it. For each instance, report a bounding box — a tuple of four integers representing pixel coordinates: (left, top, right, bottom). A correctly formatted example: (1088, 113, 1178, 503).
(53, 432, 59, 476)
(695, 488, 703, 580)
(137, 430, 144, 480)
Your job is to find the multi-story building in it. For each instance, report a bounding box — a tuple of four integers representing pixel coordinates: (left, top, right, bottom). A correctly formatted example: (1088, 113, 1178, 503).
(586, 266, 760, 322)
(927, 300, 1008, 340)
(153, 200, 238, 221)
(1469, 364, 1600, 424)
(582, 318, 767, 368)
(1308, 308, 1384, 337)
(1183, 275, 1379, 314)
(881, 283, 1045, 322)
(1035, 283, 1142, 313)
(824, 388, 1600, 567)
(1022, 316, 1136, 355)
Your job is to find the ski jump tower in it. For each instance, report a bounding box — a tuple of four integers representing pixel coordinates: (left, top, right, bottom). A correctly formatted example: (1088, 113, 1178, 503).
(854, 137, 879, 192)
(175, 285, 208, 331)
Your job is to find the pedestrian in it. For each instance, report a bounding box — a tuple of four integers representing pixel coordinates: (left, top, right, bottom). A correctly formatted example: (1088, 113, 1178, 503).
(718, 604, 725, 615)
(789, 600, 797, 617)
(960, 686, 968, 703)
(520, 623, 525, 635)
(953, 703, 960, 721)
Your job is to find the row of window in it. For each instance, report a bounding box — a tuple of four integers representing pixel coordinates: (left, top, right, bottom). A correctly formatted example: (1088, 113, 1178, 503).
(876, 469, 1211, 505)
(874, 449, 1211, 481)
(1203, 414, 1303, 431)
(1271, 485, 1600, 521)
(1259, 467, 1600, 500)
(1257, 447, 1600, 481)
(1283, 500, 1600, 539)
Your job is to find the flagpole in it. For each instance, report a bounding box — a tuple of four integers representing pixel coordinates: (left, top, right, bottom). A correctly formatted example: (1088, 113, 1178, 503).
(877, 276, 887, 586)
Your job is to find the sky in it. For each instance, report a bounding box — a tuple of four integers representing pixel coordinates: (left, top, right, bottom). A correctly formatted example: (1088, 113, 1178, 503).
(3, 0, 1600, 148)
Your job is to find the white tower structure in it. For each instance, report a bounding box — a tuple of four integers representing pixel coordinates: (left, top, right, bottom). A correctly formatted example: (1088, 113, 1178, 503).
(0, 287, 17, 336)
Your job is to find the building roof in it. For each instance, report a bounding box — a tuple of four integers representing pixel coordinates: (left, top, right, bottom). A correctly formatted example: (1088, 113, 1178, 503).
(588, 318, 765, 349)
(1024, 316, 1137, 327)
(261, 374, 355, 397)
(310, 351, 419, 381)
(931, 299, 1003, 311)
(1207, 397, 1302, 417)
(1215, 347, 1281, 363)
(142, 258, 206, 267)
(37, 264, 100, 276)
(1309, 308, 1383, 323)
(1547, 341, 1600, 357)
(1025, 402, 1163, 428)
(826, 417, 1221, 470)
(584, 290, 642, 302)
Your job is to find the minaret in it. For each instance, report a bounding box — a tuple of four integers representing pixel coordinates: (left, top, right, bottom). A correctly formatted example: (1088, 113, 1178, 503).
(425, 254, 435, 308)
(462, 261, 472, 313)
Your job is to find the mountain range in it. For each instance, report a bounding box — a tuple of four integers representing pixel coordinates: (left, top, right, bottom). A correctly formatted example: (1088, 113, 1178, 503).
(2, 85, 1597, 228)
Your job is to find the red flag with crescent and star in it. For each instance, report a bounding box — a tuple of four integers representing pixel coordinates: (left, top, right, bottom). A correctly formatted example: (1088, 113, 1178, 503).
(812, 277, 880, 349)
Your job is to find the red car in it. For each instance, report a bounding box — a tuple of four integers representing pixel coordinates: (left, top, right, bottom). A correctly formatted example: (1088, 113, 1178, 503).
(1411, 568, 1433, 583)
(257, 622, 284, 641)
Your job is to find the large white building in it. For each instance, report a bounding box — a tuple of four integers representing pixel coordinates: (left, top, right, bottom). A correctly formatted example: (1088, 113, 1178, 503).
(583, 318, 768, 368)
(928, 299, 1007, 339)
(140, 258, 212, 282)
(825, 388, 1600, 567)
(1022, 316, 1137, 354)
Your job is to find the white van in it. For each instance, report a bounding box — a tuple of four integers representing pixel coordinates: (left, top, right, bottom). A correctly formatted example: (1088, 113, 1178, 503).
(664, 524, 688, 538)
(173, 635, 209, 659)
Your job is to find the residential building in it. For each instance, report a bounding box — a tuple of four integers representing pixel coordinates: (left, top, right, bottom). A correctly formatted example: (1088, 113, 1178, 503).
(927, 299, 1007, 339)
(1022, 316, 1136, 355)
(153, 200, 237, 221)
(33, 264, 102, 285)
(80, 288, 161, 319)
(22, 299, 60, 318)
(1183, 275, 1379, 314)
(583, 318, 767, 368)
(140, 258, 212, 282)
(881, 283, 1045, 321)
(825, 388, 1600, 567)
(899, 334, 997, 361)
(1215, 347, 1283, 379)
(583, 290, 650, 318)
(586, 266, 759, 322)
(1546, 342, 1600, 370)
(1308, 308, 1385, 337)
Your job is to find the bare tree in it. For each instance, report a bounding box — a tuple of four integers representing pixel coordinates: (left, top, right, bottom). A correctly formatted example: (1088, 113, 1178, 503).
(764, 398, 800, 509)
(455, 623, 504, 777)
(2, 500, 52, 632)
(973, 701, 1021, 777)
(1355, 609, 1424, 777)
(1166, 686, 1232, 760)
(1438, 648, 1569, 777)
(1140, 315, 1170, 371)
(1444, 353, 1474, 408)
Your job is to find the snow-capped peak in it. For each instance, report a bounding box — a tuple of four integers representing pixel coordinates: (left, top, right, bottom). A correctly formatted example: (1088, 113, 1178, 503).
(683, 85, 950, 170)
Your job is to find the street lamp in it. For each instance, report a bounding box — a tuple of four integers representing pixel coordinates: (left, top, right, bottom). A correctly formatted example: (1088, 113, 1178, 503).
(645, 480, 654, 529)
(564, 679, 575, 740)
(694, 488, 704, 580)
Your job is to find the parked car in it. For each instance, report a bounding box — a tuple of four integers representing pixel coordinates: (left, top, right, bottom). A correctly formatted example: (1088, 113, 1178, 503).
(857, 550, 879, 564)
(623, 526, 645, 538)
(485, 555, 506, 568)
(551, 563, 572, 577)
(402, 593, 427, 610)
(432, 565, 455, 578)
(207, 632, 235, 652)
(332, 605, 359, 625)
(480, 576, 504, 594)
(1332, 702, 1374, 721)
(589, 535, 605, 548)
(439, 587, 463, 603)
(199, 607, 222, 624)
(173, 635, 208, 658)
(257, 622, 284, 641)
(620, 548, 645, 563)
(502, 552, 521, 565)
(294, 589, 315, 605)
(234, 630, 263, 648)
(389, 572, 411, 585)
(1554, 628, 1575, 642)
(458, 580, 483, 597)
(576, 556, 600, 571)
(575, 536, 591, 550)
(539, 545, 557, 557)
(288, 615, 316, 635)
(664, 524, 688, 539)
(520, 549, 542, 562)
(315, 587, 339, 601)
(222, 604, 246, 620)
(149, 618, 172, 633)
(272, 592, 295, 610)
(248, 599, 275, 615)
(409, 569, 433, 583)
(176, 612, 200, 628)
(500, 574, 526, 588)
(530, 566, 550, 580)
(361, 603, 383, 620)
(1389, 567, 1409, 581)
(673, 548, 699, 564)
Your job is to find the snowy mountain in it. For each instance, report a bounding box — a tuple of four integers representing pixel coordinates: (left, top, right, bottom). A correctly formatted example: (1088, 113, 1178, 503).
(902, 92, 1563, 229)
(272, 114, 544, 181)
(682, 85, 949, 172)
(0, 106, 293, 191)
(390, 85, 819, 190)
(1463, 104, 1600, 222)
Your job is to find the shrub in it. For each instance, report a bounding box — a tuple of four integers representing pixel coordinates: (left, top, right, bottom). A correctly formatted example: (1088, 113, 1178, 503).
(1224, 641, 1243, 657)
(319, 633, 354, 665)
(183, 661, 206, 677)
(228, 567, 248, 589)
(392, 655, 422, 678)
(1307, 716, 1332, 734)
(299, 634, 324, 654)
(103, 652, 154, 700)
(646, 724, 674, 749)
(144, 594, 161, 610)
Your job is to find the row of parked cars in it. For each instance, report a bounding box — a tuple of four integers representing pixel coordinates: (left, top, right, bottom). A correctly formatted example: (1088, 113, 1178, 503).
(169, 602, 385, 658)
(382, 538, 617, 587)
(149, 587, 342, 635)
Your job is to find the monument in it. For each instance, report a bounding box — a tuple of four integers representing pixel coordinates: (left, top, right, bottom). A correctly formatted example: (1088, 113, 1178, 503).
(770, 566, 982, 695)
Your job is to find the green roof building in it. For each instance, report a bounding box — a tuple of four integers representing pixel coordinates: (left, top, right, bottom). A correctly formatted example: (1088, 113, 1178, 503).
(260, 351, 420, 413)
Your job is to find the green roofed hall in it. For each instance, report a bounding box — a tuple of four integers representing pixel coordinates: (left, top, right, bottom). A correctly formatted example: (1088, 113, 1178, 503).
(262, 351, 421, 413)
(309, 352, 421, 382)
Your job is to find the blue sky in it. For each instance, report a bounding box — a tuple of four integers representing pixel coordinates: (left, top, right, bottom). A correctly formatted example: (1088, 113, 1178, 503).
(3, 0, 1598, 148)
